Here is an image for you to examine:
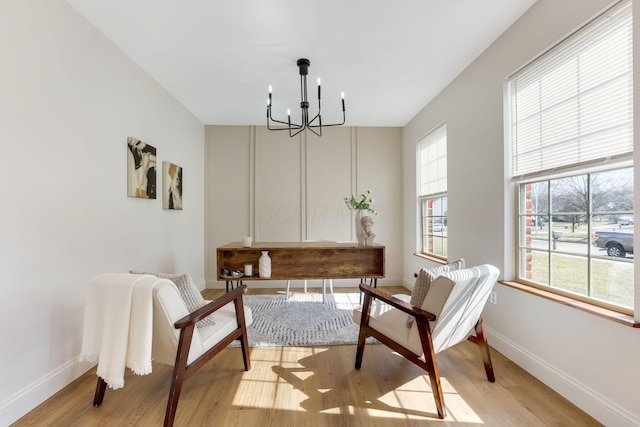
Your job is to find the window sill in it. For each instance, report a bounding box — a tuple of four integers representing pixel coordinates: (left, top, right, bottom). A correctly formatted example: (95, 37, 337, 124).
(499, 281, 639, 328)
(413, 252, 447, 264)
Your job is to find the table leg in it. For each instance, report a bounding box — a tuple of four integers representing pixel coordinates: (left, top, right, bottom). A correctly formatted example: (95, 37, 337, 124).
(359, 278, 377, 304)
(322, 279, 326, 304)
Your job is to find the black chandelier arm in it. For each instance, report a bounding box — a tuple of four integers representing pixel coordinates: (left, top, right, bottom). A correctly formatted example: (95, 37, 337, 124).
(267, 107, 303, 129)
(308, 112, 322, 128)
(308, 109, 346, 129)
(267, 115, 302, 128)
(266, 118, 309, 137)
(266, 120, 303, 131)
(290, 126, 310, 138)
(308, 91, 345, 128)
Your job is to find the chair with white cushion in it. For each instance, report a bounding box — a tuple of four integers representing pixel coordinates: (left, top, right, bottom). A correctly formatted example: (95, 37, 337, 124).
(90, 278, 252, 427)
(353, 264, 499, 419)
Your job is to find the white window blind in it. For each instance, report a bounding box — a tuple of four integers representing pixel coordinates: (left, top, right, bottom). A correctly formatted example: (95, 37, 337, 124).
(509, 0, 633, 178)
(418, 123, 447, 196)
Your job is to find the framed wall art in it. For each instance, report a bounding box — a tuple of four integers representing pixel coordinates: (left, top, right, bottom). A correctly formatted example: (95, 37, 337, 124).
(163, 161, 183, 210)
(127, 137, 157, 199)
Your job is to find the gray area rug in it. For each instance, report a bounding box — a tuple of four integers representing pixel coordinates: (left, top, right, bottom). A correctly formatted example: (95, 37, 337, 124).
(231, 292, 370, 347)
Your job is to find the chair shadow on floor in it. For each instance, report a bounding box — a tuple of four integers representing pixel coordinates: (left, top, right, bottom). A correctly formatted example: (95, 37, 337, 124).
(271, 346, 446, 419)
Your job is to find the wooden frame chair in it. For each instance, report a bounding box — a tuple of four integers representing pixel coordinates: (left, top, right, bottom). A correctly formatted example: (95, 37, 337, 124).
(92, 284, 252, 427)
(354, 264, 499, 419)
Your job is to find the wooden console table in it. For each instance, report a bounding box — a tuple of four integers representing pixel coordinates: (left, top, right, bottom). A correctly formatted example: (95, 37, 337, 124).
(216, 241, 385, 289)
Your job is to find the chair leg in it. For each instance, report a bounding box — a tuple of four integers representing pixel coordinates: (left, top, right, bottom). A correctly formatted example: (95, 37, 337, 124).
(235, 298, 251, 371)
(415, 317, 446, 419)
(163, 324, 196, 427)
(355, 293, 373, 369)
(164, 370, 185, 427)
(424, 355, 445, 418)
(286, 280, 291, 299)
(93, 377, 107, 407)
(355, 327, 367, 369)
(474, 316, 495, 382)
(240, 334, 251, 371)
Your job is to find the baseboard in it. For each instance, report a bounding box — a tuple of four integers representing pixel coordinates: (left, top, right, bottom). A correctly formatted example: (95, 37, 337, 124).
(0, 358, 94, 426)
(487, 327, 639, 427)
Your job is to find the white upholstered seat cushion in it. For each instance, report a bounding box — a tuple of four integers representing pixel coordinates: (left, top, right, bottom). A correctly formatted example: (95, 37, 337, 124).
(151, 281, 253, 366)
(197, 301, 253, 355)
(353, 294, 424, 355)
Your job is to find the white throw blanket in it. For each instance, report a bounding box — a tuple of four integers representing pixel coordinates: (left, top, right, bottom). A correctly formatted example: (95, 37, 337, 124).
(79, 273, 169, 389)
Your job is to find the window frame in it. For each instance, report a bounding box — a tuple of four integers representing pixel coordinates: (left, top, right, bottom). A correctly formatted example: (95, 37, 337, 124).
(419, 193, 448, 259)
(417, 123, 448, 259)
(515, 165, 634, 314)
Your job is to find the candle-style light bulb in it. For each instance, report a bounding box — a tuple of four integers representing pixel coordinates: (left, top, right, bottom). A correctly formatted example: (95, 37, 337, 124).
(269, 85, 272, 93)
(287, 108, 291, 117)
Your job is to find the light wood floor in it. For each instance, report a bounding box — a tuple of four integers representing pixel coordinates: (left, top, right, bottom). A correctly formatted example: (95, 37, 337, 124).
(14, 286, 602, 426)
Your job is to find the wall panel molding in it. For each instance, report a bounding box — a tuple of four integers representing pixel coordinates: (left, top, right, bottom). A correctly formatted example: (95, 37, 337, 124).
(205, 125, 402, 288)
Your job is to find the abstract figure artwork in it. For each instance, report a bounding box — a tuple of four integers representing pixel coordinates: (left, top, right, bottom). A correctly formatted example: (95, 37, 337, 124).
(127, 137, 156, 199)
(163, 161, 183, 210)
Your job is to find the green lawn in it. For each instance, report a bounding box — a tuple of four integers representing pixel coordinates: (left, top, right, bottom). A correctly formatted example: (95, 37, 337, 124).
(529, 250, 633, 308)
(425, 234, 447, 257)
(526, 220, 633, 308)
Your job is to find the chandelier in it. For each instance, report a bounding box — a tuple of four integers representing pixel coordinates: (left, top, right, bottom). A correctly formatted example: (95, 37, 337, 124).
(267, 58, 345, 137)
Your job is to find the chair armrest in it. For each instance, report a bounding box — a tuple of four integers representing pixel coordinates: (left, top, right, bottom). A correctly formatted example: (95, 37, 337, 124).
(359, 283, 436, 321)
(174, 285, 248, 329)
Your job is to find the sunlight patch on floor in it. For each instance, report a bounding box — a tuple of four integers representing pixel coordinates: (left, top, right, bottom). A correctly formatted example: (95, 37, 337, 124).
(231, 347, 331, 412)
(373, 376, 484, 423)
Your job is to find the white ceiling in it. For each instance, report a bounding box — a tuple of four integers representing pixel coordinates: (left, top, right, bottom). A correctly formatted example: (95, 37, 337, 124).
(65, 0, 537, 127)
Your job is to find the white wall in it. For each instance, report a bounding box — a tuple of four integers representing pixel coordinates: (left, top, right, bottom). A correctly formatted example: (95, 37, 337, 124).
(0, 1, 205, 424)
(402, 0, 640, 425)
(205, 125, 403, 289)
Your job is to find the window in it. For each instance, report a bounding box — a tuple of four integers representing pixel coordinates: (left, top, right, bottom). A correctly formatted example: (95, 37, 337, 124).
(418, 123, 447, 258)
(509, 0, 633, 312)
(519, 169, 634, 310)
